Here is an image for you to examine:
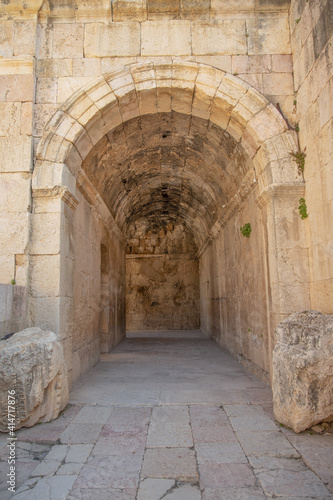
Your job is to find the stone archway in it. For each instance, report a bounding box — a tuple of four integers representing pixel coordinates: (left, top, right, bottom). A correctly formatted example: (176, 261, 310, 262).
(30, 61, 309, 386)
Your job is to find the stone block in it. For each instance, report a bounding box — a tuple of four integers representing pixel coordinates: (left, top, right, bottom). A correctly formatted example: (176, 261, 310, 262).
(0, 212, 30, 255)
(0, 255, 15, 284)
(148, 0, 179, 16)
(0, 173, 31, 213)
(36, 23, 54, 60)
(211, 0, 255, 13)
(36, 59, 73, 78)
(180, 0, 210, 19)
(0, 74, 34, 102)
(310, 279, 333, 315)
(53, 23, 84, 59)
(0, 136, 33, 172)
(21, 102, 33, 135)
(137, 478, 175, 500)
(199, 463, 256, 489)
(0, 56, 34, 76)
(75, 0, 111, 21)
(247, 16, 291, 55)
(29, 296, 72, 337)
(273, 310, 333, 433)
(57, 76, 94, 104)
(84, 22, 140, 57)
(232, 55, 271, 74)
(195, 55, 231, 73)
(263, 72, 294, 96)
(238, 73, 263, 94)
(14, 20, 36, 56)
(30, 255, 61, 298)
(271, 54, 293, 73)
(73, 58, 101, 77)
(30, 212, 62, 255)
(34, 104, 58, 138)
(112, 0, 147, 21)
(100, 56, 137, 74)
(0, 328, 68, 431)
(0, 21, 14, 58)
(192, 21, 247, 55)
(0, 102, 21, 136)
(141, 448, 198, 481)
(141, 20, 191, 56)
(36, 78, 58, 104)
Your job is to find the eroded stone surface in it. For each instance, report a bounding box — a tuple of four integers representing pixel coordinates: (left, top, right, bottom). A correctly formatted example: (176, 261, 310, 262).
(0, 328, 68, 431)
(273, 310, 333, 433)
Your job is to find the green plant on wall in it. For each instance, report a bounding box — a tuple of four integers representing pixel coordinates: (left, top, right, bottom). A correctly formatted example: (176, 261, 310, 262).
(240, 223, 252, 238)
(10, 279, 16, 285)
(298, 198, 308, 219)
(290, 149, 306, 176)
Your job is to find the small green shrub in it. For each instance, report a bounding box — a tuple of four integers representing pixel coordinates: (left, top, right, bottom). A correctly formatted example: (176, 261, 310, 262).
(298, 198, 308, 219)
(290, 150, 306, 175)
(240, 223, 252, 238)
(10, 279, 16, 285)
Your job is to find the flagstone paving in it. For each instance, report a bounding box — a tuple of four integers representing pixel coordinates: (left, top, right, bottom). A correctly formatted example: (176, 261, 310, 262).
(0, 330, 332, 499)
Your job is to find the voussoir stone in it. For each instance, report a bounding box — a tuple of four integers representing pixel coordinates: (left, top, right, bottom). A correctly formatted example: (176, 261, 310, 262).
(0, 328, 69, 431)
(273, 310, 333, 433)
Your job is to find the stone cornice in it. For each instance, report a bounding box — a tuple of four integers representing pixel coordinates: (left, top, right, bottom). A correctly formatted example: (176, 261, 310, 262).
(256, 183, 306, 209)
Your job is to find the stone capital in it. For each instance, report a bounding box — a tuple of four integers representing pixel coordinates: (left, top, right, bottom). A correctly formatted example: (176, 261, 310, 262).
(32, 186, 79, 211)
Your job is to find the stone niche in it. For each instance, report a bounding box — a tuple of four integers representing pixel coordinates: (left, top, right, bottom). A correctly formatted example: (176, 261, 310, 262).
(0, 328, 69, 431)
(126, 221, 200, 331)
(273, 310, 333, 433)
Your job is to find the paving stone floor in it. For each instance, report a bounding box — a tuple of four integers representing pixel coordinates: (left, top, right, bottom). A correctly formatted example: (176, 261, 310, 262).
(1, 330, 332, 499)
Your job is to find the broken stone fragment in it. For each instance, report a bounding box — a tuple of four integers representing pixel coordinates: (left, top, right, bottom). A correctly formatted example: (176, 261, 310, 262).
(0, 327, 69, 432)
(272, 310, 333, 433)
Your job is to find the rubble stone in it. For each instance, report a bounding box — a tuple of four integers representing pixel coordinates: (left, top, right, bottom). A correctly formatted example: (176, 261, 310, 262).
(273, 310, 333, 433)
(0, 327, 69, 431)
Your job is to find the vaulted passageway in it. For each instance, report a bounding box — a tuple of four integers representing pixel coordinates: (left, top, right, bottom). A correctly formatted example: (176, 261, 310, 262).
(31, 61, 307, 386)
(81, 111, 253, 331)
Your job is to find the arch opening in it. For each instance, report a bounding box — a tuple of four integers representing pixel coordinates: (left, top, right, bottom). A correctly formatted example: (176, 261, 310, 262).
(32, 61, 305, 385)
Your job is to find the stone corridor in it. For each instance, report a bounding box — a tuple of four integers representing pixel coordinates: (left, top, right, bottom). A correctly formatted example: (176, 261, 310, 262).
(1, 331, 332, 500)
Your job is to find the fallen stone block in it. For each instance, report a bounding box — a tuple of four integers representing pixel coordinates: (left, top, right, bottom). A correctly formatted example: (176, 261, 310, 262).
(0, 327, 69, 431)
(273, 310, 333, 433)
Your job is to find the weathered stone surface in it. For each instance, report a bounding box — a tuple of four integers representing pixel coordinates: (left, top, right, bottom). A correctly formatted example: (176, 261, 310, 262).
(0, 328, 69, 431)
(0, 284, 27, 336)
(273, 310, 333, 433)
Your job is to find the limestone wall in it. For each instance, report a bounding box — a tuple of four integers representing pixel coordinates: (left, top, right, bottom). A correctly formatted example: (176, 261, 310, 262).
(126, 223, 199, 330)
(290, 0, 333, 313)
(32, 3, 295, 132)
(71, 190, 126, 382)
(200, 185, 271, 380)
